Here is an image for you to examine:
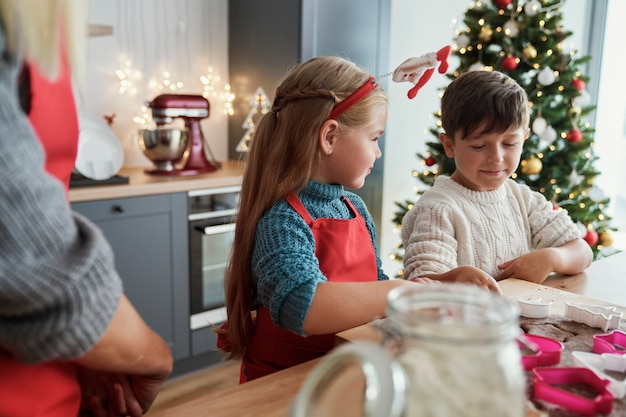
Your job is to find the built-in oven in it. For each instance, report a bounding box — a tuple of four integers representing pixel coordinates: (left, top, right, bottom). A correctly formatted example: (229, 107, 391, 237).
(188, 185, 239, 331)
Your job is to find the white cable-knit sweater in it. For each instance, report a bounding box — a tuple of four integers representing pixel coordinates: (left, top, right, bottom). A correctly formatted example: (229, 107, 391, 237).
(401, 176, 582, 280)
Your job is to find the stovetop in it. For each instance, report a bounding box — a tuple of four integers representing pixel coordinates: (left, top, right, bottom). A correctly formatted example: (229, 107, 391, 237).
(69, 172, 129, 188)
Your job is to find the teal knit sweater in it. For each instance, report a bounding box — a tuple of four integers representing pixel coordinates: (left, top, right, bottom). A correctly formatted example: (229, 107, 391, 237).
(252, 181, 388, 336)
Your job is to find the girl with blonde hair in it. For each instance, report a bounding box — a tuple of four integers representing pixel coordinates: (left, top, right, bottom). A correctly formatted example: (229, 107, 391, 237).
(220, 56, 429, 382)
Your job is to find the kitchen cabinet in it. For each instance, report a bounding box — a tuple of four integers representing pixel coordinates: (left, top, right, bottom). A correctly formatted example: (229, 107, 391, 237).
(228, 0, 390, 236)
(71, 193, 190, 361)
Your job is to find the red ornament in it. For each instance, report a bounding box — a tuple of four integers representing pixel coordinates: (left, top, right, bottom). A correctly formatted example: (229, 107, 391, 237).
(501, 56, 518, 71)
(566, 129, 582, 143)
(583, 229, 599, 246)
(495, 0, 512, 8)
(425, 156, 436, 167)
(571, 79, 585, 91)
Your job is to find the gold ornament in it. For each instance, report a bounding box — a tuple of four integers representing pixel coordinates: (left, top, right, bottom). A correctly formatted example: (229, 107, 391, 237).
(599, 230, 614, 247)
(479, 26, 493, 42)
(523, 44, 537, 59)
(520, 156, 542, 175)
(568, 105, 582, 120)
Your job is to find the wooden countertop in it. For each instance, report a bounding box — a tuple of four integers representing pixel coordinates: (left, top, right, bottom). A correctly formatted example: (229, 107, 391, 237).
(150, 253, 625, 417)
(541, 250, 626, 306)
(69, 160, 246, 203)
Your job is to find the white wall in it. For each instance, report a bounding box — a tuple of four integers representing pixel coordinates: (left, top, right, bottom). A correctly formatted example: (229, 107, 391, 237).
(381, 0, 592, 276)
(79, 0, 229, 168)
(593, 0, 626, 250)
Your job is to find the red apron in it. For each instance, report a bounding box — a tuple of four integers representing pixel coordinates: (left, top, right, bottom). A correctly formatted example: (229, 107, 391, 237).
(26, 58, 79, 191)
(241, 191, 378, 382)
(0, 58, 81, 416)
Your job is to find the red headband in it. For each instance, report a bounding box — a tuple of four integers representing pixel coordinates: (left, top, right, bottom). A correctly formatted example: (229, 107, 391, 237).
(329, 77, 377, 120)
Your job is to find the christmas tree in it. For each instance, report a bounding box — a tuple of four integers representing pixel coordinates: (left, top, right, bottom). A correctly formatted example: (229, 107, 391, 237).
(236, 87, 269, 152)
(392, 0, 615, 271)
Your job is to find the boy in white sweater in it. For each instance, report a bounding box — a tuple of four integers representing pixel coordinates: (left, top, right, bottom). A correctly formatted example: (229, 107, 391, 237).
(401, 70, 592, 288)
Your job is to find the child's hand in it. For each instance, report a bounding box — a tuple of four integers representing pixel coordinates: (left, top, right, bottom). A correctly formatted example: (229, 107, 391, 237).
(496, 251, 553, 284)
(420, 265, 502, 294)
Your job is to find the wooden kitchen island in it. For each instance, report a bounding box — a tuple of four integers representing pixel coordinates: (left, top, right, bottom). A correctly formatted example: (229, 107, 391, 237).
(149, 251, 626, 417)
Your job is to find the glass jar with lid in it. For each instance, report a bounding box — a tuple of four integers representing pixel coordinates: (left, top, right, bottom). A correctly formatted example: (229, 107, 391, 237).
(291, 283, 526, 417)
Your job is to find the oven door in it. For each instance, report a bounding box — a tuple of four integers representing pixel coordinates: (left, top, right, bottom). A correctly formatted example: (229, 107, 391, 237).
(189, 216, 235, 330)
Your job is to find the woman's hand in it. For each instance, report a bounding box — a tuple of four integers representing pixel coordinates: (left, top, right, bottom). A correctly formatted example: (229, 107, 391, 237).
(77, 368, 143, 417)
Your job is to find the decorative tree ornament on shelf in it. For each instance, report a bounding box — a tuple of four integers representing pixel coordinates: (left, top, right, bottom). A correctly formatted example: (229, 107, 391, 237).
(501, 56, 518, 71)
(236, 86, 269, 152)
(532, 116, 547, 135)
(520, 156, 542, 176)
(566, 128, 582, 143)
(503, 20, 520, 38)
(583, 228, 599, 246)
(495, 0, 512, 9)
(524, 0, 541, 16)
(537, 67, 556, 85)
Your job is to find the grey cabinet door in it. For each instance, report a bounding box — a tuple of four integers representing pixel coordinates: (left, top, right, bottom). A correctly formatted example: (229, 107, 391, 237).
(228, 0, 390, 239)
(72, 193, 190, 360)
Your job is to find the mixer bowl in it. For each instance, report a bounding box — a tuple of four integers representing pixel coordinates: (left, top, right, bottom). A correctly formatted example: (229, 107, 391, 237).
(139, 128, 189, 171)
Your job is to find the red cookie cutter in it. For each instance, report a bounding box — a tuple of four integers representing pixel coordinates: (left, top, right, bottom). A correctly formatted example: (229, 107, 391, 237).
(519, 334, 564, 371)
(593, 329, 626, 355)
(532, 367, 614, 416)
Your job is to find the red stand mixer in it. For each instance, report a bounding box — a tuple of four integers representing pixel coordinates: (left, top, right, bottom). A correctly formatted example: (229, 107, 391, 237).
(141, 94, 220, 176)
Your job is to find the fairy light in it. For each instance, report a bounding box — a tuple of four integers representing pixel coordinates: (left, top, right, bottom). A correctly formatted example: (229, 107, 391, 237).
(201, 66, 220, 98)
(115, 59, 142, 96)
(222, 84, 235, 116)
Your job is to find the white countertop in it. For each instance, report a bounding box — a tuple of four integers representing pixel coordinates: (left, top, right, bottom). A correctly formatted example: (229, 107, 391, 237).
(69, 160, 245, 203)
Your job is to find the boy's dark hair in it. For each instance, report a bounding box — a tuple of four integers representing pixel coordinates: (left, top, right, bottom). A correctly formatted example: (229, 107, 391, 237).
(440, 70, 530, 140)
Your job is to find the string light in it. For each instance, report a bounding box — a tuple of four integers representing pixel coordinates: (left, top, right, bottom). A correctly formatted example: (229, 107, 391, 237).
(236, 87, 269, 152)
(115, 58, 142, 96)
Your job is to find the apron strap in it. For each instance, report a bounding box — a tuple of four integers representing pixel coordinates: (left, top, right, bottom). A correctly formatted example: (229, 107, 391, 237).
(286, 191, 313, 224)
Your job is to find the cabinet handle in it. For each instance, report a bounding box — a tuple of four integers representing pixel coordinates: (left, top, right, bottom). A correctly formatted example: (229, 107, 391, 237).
(112, 205, 125, 214)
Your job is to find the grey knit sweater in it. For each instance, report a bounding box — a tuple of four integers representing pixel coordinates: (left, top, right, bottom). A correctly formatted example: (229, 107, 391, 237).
(401, 176, 581, 280)
(0, 26, 122, 363)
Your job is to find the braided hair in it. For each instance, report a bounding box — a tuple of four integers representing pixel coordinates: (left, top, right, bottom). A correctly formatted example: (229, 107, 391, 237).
(221, 56, 387, 359)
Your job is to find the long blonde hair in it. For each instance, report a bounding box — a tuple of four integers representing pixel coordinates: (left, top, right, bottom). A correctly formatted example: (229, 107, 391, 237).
(0, 0, 86, 80)
(223, 56, 387, 359)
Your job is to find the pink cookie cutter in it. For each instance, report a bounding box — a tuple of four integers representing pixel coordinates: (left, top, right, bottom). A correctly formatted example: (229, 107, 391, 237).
(564, 302, 623, 332)
(532, 367, 614, 416)
(519, 334, 563, 371)
(593, 330, 626, 354)
(573, 351, 626, 399)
